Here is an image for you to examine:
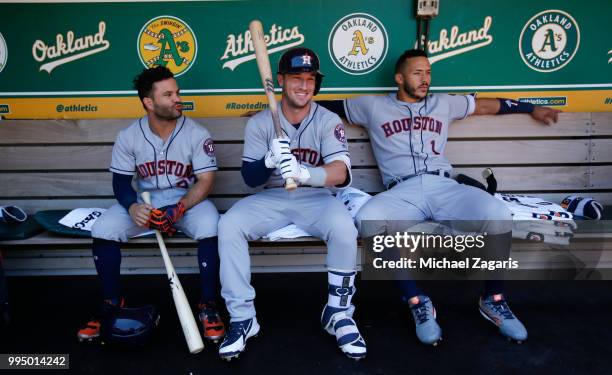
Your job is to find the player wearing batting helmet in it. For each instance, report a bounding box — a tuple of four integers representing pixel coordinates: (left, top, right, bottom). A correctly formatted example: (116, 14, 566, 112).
(217, 47, 366, 361)
(319, 49, 561, 345)
(77, 66, 225, 345)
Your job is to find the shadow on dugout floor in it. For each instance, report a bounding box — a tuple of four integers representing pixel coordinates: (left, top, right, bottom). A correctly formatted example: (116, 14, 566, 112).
(0, 274, 611, 374)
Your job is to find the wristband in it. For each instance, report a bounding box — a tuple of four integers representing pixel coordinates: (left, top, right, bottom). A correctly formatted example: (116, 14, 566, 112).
(305, 166, 327, 187)
(497, 98, 535, 114)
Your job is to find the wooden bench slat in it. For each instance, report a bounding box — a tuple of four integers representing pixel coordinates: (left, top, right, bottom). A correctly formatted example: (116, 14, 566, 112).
(0, 197, 240, 213)
(592, 113, 612, 136)
(351, 167, 593, 192)
(0, 145, 114, 170)
(590, 139, 612, 163)
(0, 167, 597, 197)
(450, 113, 590, 137)
(0, 113, 594, 144)
(0, 119, 132, 144)
(2, 192, 612, 214)
(591, 166, 612, 189)
(1, 139, 594, 170)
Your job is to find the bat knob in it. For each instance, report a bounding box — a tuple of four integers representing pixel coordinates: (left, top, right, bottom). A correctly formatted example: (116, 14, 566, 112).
(285, 178, 298, 191)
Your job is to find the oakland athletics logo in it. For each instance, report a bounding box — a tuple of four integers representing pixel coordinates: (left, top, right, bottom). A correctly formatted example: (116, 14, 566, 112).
(328, 13, 388, 75)
(519, 10, 580, 73)
(0, 32, 7, 73)
(137, 16, 197, 76)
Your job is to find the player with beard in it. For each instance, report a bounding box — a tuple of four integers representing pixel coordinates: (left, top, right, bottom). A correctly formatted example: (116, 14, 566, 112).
(77, 66, 225, 345)
(318, 49, 560, 344)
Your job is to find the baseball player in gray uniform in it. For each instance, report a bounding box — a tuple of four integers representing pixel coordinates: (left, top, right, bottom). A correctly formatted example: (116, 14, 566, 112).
(78, 66, 226, 344)
(319, 49, 560, 345)
(218, 48, 366, 361)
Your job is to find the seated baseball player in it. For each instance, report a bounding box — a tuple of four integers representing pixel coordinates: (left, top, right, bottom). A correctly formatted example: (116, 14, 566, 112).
(77, 66, 225, 344)
(318, 49, 561, 344)
(218, 47, 366, 361)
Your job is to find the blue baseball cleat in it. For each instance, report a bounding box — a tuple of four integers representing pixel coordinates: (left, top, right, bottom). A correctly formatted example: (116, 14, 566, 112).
(409, 295, 442, 346)
(479, 294, 528, 343)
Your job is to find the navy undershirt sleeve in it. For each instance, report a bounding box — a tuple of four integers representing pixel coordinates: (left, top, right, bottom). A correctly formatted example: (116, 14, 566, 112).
(241, 158, 274, 188)
(112, 172, 137, 211)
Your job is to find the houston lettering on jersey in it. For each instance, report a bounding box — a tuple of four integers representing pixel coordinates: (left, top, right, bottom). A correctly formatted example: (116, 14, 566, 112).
(137, 160, 193, 179)
(381, 116, 442, 138)
(292, 148, 324, 166)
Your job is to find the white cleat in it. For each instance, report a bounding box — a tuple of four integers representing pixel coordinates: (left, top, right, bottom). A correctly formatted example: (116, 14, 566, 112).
(321, 304, 367, 360)
(218, 317, 260, 361)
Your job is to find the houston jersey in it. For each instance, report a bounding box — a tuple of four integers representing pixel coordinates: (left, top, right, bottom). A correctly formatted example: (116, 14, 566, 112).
(243, 102, 350, 188)
(344, 93, 475, 186)
(110, 116, 217, 192)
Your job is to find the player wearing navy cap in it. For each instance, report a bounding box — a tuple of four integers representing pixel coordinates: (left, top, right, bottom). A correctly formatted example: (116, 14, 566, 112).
(218, 47, 366, 361)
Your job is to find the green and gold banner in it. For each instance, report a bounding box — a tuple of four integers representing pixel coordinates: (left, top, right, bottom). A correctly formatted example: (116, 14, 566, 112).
(0, 0, 610, 118)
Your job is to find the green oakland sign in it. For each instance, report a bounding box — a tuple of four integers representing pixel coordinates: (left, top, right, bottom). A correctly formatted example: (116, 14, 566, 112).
(0, 0, 609, 118)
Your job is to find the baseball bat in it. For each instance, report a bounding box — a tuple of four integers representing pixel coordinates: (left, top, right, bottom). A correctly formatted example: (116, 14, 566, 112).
(141, 192, 204, 354)
(249, 19, 298, 191)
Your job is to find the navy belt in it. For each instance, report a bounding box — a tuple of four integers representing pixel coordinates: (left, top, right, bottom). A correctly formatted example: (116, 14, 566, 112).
(386, 170, 450, 190)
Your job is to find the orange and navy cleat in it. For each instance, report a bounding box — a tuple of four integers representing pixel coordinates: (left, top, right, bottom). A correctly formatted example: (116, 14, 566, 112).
(198, 302, 226, 343)
(77, 298, 125, 342)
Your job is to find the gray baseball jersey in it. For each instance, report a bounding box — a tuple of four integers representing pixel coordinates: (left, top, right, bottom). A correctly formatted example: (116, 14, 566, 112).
(243, 102, 351, 188)
(219, 102, 357, 321)
(344, 93, 475, 187)
(110, 115, 217, 192)
(92, 115, 220, 242)
(345, 93, 512, 238)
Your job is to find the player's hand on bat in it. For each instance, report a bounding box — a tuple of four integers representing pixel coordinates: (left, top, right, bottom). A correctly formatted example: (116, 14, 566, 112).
(531, 106, 561, 125)
(129, 203, 154, 227)
(147, 209, 176, 236)
(159, 202, 186, 225)
(265, 137, 291, 168)
(279, 154, 307, 183)
(147, 202, 186, 236)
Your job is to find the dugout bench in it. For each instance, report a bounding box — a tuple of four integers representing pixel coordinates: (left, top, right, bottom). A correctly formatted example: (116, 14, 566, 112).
(0, 113, 611, 276)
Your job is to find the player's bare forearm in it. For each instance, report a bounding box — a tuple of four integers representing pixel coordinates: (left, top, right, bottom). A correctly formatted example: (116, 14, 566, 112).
(473, 98, 500, 115)
(322, 160, 348, 186)
(179, 171, 215, 210)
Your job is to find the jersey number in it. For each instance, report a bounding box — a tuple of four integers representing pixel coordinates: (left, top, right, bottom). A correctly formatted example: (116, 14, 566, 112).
(430, 140, 440, 155)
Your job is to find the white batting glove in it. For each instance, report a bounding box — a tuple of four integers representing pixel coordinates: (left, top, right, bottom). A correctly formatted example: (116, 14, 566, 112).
(279, 154, 300, 181)
(265, 137, 291, 168)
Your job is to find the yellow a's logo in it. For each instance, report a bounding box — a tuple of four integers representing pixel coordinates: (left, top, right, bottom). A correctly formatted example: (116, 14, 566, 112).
(137, 16, 197, 76)
(349, 30, 369, 56)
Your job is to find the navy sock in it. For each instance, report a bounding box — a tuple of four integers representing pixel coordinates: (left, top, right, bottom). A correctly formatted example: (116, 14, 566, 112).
(397, 280, 422, 304)
(197, 237, 220, 303)
(483, 280, 505, 297)
(92, 238, 121, 303)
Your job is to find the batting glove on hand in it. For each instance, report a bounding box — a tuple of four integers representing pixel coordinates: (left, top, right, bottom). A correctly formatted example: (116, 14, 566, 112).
(265, 137, 291, 168)
(146, 201, 186, 236)
(279, 154, 300, 181)
(147, 209, 176, 235)
(278, 156, 311, 185)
